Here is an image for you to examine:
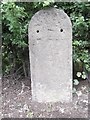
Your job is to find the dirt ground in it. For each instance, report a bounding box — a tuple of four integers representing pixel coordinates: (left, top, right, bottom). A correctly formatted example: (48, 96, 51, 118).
(2, 76, 89, 118)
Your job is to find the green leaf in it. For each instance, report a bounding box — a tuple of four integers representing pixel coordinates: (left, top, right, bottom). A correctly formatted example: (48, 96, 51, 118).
(43, 1, 50, 7)
(27, 111, 33, 118)
(43, 0, 54, 7)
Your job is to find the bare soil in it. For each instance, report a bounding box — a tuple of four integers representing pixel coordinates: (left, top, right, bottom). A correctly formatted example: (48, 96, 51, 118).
(2, 76, 89, 118)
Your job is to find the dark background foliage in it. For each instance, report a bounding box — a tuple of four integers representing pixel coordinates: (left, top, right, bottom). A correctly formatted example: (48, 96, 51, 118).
(1, 2, 90, 81)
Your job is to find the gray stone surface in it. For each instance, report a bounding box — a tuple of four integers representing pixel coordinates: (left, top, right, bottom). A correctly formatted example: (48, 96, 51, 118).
(28, 8, 72, 102)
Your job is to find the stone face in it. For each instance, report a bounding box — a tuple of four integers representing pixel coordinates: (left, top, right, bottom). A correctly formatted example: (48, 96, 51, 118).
(28, 8, 72, 102)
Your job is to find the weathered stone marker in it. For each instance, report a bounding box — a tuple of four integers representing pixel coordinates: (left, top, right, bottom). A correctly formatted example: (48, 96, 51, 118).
(28, 8, 72, 102)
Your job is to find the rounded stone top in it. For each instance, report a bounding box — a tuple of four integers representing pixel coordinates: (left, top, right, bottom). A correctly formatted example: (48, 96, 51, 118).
(28, 8, 72, 43)
(28, 8, 72, 29)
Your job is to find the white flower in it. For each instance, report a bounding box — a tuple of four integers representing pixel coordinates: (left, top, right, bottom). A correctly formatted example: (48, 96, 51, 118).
(76, 72, 81, 77)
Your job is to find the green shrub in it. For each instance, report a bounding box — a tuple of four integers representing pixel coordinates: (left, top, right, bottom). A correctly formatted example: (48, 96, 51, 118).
(1, 2, 90, 79)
